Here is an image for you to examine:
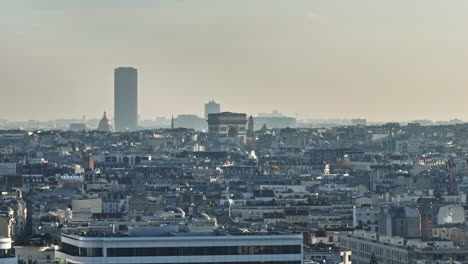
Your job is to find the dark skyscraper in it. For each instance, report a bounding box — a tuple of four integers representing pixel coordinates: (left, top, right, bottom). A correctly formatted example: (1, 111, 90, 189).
(114, 67, 138, 131)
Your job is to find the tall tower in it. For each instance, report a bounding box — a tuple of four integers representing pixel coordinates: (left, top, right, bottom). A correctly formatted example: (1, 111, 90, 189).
(114, 67, 138, 132)
(171, 115, 174, 129)
(204, 100, 220, 120)
(247, 115, 254, 137)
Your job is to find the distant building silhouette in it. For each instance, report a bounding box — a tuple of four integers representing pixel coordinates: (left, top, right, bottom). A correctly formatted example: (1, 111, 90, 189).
(247, 115, 254, 137)
(114, 67, 138, 131)
(254, 116, 296, 129)
(97, 111, 113, 132)
(352, 118, 367, 126)
(174, 115, 205, 130)
(204, 100, 220, 120)
(69, 123, 86, 131)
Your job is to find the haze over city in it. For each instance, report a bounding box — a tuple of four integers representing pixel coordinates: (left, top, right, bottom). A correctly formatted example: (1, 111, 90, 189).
(2, 0, 468, 122)
(6, 2, 468, 264)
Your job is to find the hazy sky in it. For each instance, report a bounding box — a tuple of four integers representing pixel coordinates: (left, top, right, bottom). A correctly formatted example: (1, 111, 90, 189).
(2, 0, 468, 122)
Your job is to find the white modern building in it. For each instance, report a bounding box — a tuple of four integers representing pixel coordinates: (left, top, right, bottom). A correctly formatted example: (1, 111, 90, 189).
(56, 229, 303, 264)
(0, 237, 17, 264)
(340, 230, 468, 264)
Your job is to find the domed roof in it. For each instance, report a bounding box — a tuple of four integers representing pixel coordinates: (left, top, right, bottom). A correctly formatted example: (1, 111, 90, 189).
(98, 111, 113, 132)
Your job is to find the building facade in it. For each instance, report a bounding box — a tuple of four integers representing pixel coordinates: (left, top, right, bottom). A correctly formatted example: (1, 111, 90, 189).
(340, 231, 413, 264)
(379, 207, 421, 239)
(56, 232, 303, 264)
(114, 67, 138, 132)
(207, 112, 247, 145)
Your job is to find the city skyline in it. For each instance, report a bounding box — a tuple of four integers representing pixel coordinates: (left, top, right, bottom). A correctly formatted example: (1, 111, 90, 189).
(2, 0, 468, 122)
(3, 2, 468, 263)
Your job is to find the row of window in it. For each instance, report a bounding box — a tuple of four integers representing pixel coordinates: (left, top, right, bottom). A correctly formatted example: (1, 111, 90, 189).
(108, 245, 301, 257)
(126, 262, 300, 264)
(61, 243, 103, 257)
(57, 260, 300, 264)
(61, 243, 301, 257)
(0, 249, 14, 258)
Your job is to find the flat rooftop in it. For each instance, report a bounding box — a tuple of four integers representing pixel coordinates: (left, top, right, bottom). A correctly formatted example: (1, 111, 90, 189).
(62, 229, 301, 239)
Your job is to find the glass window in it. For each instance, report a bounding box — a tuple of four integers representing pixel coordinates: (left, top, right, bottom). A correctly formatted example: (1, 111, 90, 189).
(106, 245, 301, 257)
